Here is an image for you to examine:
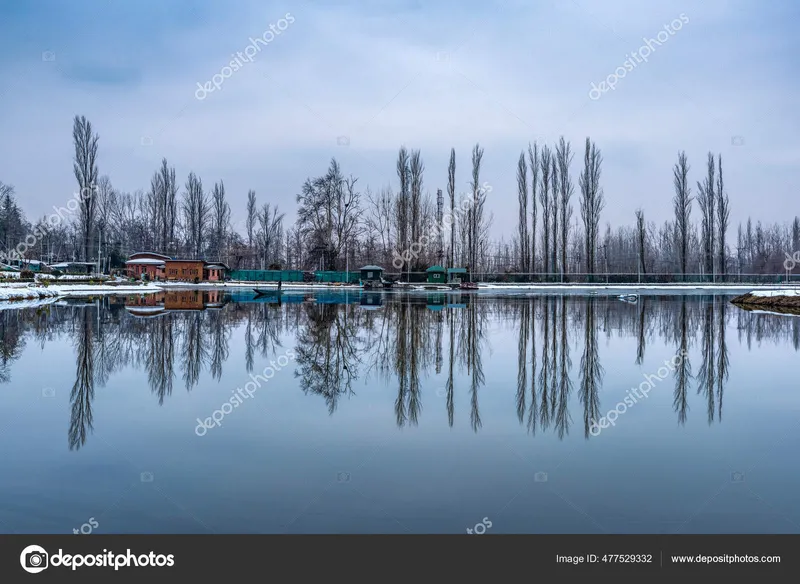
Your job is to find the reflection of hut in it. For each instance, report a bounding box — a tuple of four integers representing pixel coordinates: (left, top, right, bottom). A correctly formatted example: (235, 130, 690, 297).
(447, 292, 466, 308)
(124, 293, 166, 317)
(447, 267, 468, 284)
(124, 290, 227, 316)
(360, 292, 383, 309)
(426, 293, 446, 310)
(426, 265, 446, 283)
(360, 265, 384, 284)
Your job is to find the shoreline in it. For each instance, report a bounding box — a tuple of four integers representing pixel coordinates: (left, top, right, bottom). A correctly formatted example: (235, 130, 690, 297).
(730, 290, 800, 315)
(0, 280, 798, 305)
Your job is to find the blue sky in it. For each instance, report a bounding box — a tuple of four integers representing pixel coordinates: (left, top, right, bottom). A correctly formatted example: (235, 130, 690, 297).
(1, 0, 798, 237)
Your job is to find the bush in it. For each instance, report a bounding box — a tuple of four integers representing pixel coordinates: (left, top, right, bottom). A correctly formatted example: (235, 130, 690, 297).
(51, 269, 62, 277)
(21, 270, 34, 279)
(41, 279, 50, 287)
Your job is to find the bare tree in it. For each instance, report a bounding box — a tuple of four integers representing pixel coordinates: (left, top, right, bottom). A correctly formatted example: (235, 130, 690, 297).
(528, 142, 539, 274)
(516, 151, 529, 273)
(447, 148, 456, 269)
(549, 156, 559, 275)
(246, 190, 257, 267)
(697, 152, 715, 277)
(72, 115, 99, 261)
(258, 203, 284, 267)
(365, 186, 394, 265)
(635, 208, 647, 275)
(395, 147, 410, 271)
(182, 172, 208, 258)
(579, 138, 604, 276)
(672, 151, 692, 277)
(409, 150, 424, 262)
(211, 181, 230, 261)
(716, 154, 730, 276)
(468, 143, 486, 272)
(435, 188, 444, 265)
(539, 145, 552, 275)
(556, 137, 574, 278)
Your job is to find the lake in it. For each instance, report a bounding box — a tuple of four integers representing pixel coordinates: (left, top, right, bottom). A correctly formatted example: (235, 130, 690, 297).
(1, 290, 798, 534)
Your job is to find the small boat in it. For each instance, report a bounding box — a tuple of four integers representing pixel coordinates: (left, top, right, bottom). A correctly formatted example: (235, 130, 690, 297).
(253, 288, 281, 296)
(460, 282, 478, 290)
(617, 294, 638, 303)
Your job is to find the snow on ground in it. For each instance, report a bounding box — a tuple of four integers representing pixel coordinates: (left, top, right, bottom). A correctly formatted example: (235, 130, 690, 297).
(746, 289, 800, 297)
(477, 283, 800, 292)
(0, 286, 59, 301)
(48, 284, 162, 296)
(0, 296, 59, 311)
(0, 282, 162, 303)
(746, 308, 800, 317)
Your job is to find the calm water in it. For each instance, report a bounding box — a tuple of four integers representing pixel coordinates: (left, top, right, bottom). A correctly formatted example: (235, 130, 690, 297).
(1, 290, 799, 534)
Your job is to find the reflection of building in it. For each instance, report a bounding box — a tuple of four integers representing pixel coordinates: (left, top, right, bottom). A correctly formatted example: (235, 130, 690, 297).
(360, 292, 383, 309)
(123, 290, 227, 316)
(124, 253, 229, 282)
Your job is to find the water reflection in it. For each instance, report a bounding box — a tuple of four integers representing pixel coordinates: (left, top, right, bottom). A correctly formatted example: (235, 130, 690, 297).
(0, 290, 797, 450)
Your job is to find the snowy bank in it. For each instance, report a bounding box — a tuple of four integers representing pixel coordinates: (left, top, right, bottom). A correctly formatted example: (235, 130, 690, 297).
(0, 282, 162, 304)
(731, 288, 800, 314)
(0, 286, 60, 302)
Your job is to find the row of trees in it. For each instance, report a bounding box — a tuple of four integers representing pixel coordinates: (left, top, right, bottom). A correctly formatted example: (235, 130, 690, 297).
(0, 115, 798, 276)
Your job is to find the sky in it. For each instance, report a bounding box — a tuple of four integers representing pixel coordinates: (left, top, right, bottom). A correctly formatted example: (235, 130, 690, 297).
(0, 0, 798, 239)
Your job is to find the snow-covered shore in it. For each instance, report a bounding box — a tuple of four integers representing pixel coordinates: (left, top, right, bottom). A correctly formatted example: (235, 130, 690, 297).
(731, 288, 800, 315)
(0, 282, 162, 304)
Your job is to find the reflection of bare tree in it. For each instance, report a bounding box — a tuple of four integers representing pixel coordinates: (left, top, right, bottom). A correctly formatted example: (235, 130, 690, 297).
(673, 297, 692, 424)
(208, 311, 230, 381)
(295, 303, 361, 414)
(244, 313, 255, 373)
(539, 298, 552, 430)
(516, 300, 529, 424)
(697, 298, 716, 423)
(636, 297, 647, 365)
(0, 309, 26, 382)
(181, 313, 208, 391)
(466, 301, 486, 432)
(527, 298, 538, 435)
(69, 310, 95, 450)
(716, 300, 729, 422)
(579, 298, 603, 438)
(146, 316, 175, 405)
(555, 297, 573, 438)
(446, 305, 455, 428)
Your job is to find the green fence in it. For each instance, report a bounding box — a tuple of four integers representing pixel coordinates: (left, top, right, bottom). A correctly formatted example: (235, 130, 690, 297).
(315, 271, 361, 283)
(230, 270, 303, 282)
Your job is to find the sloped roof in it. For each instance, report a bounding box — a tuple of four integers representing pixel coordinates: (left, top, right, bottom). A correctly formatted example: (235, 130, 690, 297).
(360, 265, 384, 271)
(125, 258, 166, 265)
